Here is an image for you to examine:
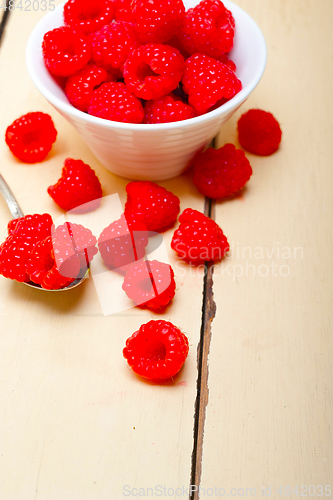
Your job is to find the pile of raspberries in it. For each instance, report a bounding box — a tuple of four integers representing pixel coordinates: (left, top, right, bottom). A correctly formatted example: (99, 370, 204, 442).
(41, 0, 242, 124)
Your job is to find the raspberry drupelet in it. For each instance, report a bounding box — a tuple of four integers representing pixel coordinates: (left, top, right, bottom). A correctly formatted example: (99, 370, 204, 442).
(171, 208, 229, 264)
(237, 109, 282, 156)
(192, 144, 253, 199)
(63, 0, 115, 35)
(125, 181, 180, 232)
(143, 94, 195, 124)
(182, 53, 241, 114)
(5, 112, 57, 163)
(88, 82, 144, 123)
(124, 44, 185, 101)
(65, 64, 116, 112)
(122, 260, 176, 310)
(98, 213, 149, 273)
(91, 22, 140, 72)
(176, 0, 235, 58)
(123, 320, 189, 380)
(42, 27, 90, 77)
(131, 0, 185, 44)
(47, 158, 103, 213)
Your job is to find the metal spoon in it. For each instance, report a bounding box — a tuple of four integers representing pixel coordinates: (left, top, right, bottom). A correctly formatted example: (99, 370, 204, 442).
(0, 173, 88, 291)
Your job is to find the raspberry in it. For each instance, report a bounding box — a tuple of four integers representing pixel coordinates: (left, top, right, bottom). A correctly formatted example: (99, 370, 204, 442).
(125, 181, 180, 232)
(192, 144, 253, 199)
(52, 222, 98, 271)
(144, 94, 195, 124)
(218, 53, 236, 72)
(114, 0, 135, 22)
(26, 236, 81, 290)
(176, 0, 235, 58)
(88, 82, 144, 123)
(122, 260, 176, 310)
(98, 213, 148, 272)
(47, 158, 103, 213)
(42, 27, 90, 77)
(124, 44, 185, 100)
(237, 109, 282, 156)
(91, 22, 140, 72)
(171, 208, 229, 264)
(64, 0, 115, 35)
(182, 54, 241, 114)
(131, 0, 185, 44)
(5, 112, 57, 163)
(123, 320, 189, 380)
(65, 64, 115, 112)
(0, 214, 53, 282)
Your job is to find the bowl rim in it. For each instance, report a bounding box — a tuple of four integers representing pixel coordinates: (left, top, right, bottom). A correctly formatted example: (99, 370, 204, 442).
(26, 0, 267, 131)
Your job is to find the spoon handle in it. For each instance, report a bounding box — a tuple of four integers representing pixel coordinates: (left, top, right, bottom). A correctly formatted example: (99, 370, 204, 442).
(0, 174, 24, 219)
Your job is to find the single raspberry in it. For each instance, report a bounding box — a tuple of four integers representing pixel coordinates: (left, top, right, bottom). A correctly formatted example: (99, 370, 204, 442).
(114, 0, 135, 22)
(131, 0, 185, 44)
(123, 320, 189, 380)
(182, 53, 241, 114)
(122, 260, 176, 310)
(91, 22, 140, 72)
(123, 44, 185, 100)
(5, 112, 57, 163)
(26, 236, 81, 290)
(42, 27, 90, 77)
(88, 82, 144, 123)
(63, 0, 115, 35)
(98, 213, 148, 272)
(0, 214, 53, 282)
(52, 222, 98, 271)
(176, 0, 235, 58)
(192, 144, 253, 199)
(171, 208, 229, 264)
(144, 94, 195, 124)
(47, 158, 103, 213)
(65, 64, 115, 112)
(125, 181, 180, 232)
(237, 109, 282, 156)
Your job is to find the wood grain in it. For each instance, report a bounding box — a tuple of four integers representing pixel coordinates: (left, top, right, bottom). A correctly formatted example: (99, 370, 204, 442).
(199, 1, 333, 497)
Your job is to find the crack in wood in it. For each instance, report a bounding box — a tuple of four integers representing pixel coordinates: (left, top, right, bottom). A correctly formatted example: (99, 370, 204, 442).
(190, 198, 217, 500)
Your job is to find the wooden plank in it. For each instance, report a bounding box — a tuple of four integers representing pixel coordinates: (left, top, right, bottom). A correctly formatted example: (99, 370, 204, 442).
(0, 5, 208, 499)
(198, 0, 333, 497)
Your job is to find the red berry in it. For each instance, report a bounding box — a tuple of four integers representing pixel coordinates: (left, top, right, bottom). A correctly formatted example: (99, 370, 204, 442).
(88, 82, 144, 123)
(122, 260, 176, 310)
(182, 53, 241, 114)
(192, 144, 253, 199)
(91, 22, 140, 72)
(52, 222, 98, 270)
(125, 181, 180, 232)
(47, 158, 103, 213)
(124, 44, 185, 100)
(5, 112, 57, 163)
(176, 0, 234, 58)
(131, 0, 185, 44)
(171, 208, 229, 264)
(42, 27, 90, 77)
(65, 64, 115, 112)
(123, 320, 189, 380)
(98, 213, 149, 272)
(114, 0, 135, 22)
(64, 0, 115, 35)
(237, 109, 282, 156)
(144, 94, 195, 124)
(0, 214, 53, 282)
(26, 236, 81, 290)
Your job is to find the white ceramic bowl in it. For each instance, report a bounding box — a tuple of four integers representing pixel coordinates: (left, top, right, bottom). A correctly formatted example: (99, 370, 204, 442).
(26, 0, 267, 181)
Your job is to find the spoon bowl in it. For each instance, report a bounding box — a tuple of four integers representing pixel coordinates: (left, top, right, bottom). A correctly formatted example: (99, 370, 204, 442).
(0, 173, 88, 291)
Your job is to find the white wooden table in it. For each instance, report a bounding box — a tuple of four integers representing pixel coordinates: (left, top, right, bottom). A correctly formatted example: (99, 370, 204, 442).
(0, 2, 332, 499)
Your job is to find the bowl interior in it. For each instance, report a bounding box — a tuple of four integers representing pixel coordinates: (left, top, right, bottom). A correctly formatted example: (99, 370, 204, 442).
(26, 0, 267, 129)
